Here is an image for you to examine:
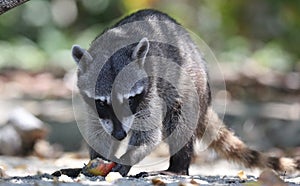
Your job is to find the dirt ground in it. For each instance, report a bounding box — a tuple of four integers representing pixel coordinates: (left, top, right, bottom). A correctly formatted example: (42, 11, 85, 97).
(0, 69, 299, 186)
(0, 154, 300, 186)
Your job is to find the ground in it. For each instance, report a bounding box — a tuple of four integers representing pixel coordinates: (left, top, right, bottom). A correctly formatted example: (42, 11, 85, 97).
(1, 154, 300, 186)
(0, 69, 299, 186)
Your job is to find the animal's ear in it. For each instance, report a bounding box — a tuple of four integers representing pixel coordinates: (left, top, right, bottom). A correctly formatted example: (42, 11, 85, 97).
(132, 37, 149, 67)
(71, 45, 93, 64)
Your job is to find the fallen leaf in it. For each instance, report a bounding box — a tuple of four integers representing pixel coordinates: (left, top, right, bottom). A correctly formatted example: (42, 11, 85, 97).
(152, 177, 166, 186)
(237, 170, 247, 180)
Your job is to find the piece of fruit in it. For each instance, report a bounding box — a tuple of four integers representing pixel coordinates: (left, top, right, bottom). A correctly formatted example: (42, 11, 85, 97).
(83, 158, 116, 176)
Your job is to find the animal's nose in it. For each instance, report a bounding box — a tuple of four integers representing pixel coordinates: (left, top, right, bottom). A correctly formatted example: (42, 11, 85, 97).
(112, 130, 127, 141)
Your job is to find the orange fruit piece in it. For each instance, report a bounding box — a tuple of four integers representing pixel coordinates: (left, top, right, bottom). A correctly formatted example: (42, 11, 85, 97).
(83, 158, 116, 176)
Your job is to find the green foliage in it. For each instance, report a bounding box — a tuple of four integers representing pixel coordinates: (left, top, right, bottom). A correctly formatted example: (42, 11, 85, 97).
(0, 0, 299, 72)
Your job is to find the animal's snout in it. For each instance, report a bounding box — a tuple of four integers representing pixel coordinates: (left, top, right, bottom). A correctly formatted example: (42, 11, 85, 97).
(112, 130, 127, 141)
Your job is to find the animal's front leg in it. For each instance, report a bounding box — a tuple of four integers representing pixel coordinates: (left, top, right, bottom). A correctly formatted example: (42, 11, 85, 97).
(167, 138, 194, 175)
(112, 129, 162, 176)
(133, 138, 194, 177)
(111, 148, 151, 176)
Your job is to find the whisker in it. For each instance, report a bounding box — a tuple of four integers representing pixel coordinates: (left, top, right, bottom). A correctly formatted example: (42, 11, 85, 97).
(87, 127, 107, 137)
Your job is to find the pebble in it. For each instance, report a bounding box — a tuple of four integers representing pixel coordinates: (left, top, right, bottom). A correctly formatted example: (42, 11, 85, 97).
(105, 172, 123, 183)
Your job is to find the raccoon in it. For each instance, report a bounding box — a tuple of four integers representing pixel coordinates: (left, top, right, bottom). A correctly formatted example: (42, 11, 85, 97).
(72, 9, 299, 176)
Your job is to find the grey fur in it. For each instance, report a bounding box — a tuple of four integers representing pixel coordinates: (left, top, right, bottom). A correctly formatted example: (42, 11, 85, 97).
(73, 9, 300, 176)
(72, 9, 210, 176)
(132, 37, 149, 67)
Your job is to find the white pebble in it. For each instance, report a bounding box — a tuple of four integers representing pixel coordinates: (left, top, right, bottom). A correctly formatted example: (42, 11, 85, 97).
(105, 172, 123, 183)
(58, 175, 73, 182)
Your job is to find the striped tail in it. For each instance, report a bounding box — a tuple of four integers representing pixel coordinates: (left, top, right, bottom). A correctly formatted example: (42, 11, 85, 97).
(202, 107, 299, 173)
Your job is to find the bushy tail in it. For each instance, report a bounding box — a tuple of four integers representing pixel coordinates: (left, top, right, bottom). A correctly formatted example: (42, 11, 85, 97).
(201, 107, 299, 173)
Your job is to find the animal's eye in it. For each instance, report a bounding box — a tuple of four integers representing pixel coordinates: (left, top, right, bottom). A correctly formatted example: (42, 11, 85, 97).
(95, 99, 109, 119)
(95, 99, 106, 107)
(128, 91, 144, 113)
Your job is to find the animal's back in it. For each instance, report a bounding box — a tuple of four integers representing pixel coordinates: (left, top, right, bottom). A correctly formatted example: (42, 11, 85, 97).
(115, 9, 179, 26)
(72, 9, 300, 177)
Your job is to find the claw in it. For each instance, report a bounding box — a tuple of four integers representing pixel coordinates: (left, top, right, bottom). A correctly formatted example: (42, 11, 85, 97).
(111, 163, 131, 176)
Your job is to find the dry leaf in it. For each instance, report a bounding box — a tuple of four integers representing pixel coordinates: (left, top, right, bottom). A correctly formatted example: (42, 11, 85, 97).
(152, 178, 166, 186)
(237, 170, 247, 180)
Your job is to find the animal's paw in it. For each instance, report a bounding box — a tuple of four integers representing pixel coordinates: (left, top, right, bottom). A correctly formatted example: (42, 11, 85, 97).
(111, 163, 131, 176)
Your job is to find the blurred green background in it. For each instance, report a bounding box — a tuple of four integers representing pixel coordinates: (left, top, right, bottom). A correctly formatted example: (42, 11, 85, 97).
(0, 0, 299, 154)
(1, 0, 300, 72)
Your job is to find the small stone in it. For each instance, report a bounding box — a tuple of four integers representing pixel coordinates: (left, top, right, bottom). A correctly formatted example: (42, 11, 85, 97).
(0, 166, 7, 178)
(58, 175, 74, 182)
(105, 172, 123, 183)
(258, 169, 288, 186)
